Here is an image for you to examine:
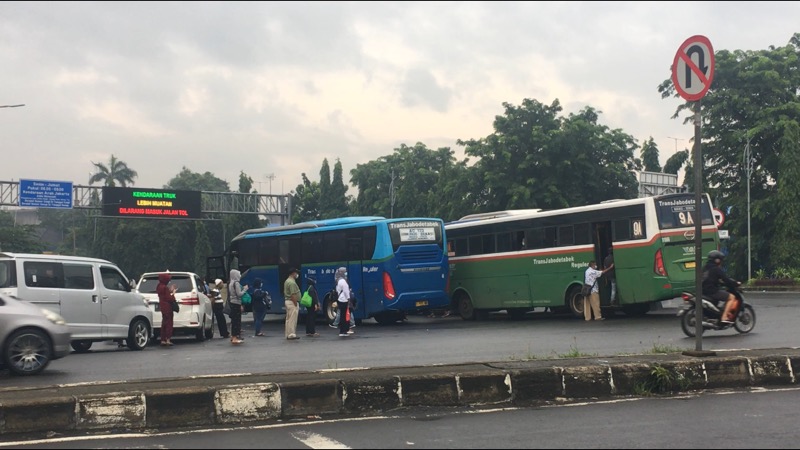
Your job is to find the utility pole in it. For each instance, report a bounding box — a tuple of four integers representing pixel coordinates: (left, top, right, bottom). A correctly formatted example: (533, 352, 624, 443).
(743, 131, 754, 281)
(389, 169, 396, 218)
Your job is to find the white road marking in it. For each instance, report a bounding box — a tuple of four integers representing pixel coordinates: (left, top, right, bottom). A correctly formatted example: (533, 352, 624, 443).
(292, 431, 351, 449)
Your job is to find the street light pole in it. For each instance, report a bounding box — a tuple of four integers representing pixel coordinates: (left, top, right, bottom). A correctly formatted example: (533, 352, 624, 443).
(667, 136, 683, 154)
(743, 132, 754, 281)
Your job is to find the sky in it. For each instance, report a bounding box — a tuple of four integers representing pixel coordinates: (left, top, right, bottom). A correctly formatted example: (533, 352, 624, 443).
(1, 1, 798, 197)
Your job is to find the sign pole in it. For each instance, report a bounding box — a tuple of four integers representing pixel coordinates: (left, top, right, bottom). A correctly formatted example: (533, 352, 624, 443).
(671, 34, 715, 357)
(693, 101, 705, 351)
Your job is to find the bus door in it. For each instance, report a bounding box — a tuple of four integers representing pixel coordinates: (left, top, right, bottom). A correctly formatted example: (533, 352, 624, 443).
(592, 222, 614, 304)
(345, 232, 364, 318)
(277, 237, 302, 309)
(206, 255, 227, 283)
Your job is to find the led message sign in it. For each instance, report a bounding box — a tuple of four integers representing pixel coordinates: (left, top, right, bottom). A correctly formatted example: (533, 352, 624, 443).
(102, 187, 202, 219)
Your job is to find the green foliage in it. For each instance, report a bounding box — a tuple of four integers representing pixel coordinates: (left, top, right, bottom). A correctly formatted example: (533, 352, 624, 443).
(771, 121, 800, 269)
(0, 211, 44, 253)
(640, 137, 662, 172)
(88, 154, 138, 187)
(459, 99, 640, 212)
(663, 149, 689, 175)
(659, 32, 800, 279)
(633, 365, 691, 396)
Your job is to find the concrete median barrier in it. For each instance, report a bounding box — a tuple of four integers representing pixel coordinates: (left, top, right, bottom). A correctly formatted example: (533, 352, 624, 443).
(2, 348, 800, 440)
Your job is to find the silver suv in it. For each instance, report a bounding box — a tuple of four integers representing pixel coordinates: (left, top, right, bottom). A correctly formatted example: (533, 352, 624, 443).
(136, 272, 214, 342)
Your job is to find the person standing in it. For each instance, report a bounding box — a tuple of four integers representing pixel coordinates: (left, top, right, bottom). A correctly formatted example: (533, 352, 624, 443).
(305, 276, 320, 337)
(212, 278, 230, 338)
(335, 267, 352, 337)
(603, 248, 617, 306)
(228, 269, 248, 345)
(584, 260, 610, 321)
(156, 272, 177, 347)
(283, 268, 301, 340)
(251, 278, 270, 337)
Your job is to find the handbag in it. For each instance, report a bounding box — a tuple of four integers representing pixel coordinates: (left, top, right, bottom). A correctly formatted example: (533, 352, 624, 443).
(241, 291, 252, 306)
(300, 289, 313, 308)
(581, 281, 596, 297)
(223, 301, 231, 316)
(171, 299, 180, 313)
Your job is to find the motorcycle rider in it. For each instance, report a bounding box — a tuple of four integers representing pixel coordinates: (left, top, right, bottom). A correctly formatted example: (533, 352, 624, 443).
(701, 250, 742, 324)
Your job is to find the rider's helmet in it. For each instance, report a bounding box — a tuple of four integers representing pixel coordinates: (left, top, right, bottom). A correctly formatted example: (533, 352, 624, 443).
(708, 250, 725, 262)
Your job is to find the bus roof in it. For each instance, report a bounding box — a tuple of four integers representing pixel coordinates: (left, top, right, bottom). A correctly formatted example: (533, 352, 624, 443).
(232, 216, 386, 240)
(445, 193, 706, 229)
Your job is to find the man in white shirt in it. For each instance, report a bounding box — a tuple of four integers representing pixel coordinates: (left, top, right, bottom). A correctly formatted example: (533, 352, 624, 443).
(584, 260, 610, 321)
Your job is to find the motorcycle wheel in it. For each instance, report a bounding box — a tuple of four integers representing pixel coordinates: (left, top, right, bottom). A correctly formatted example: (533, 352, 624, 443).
(733, 304, 756, 334)
(680, 307, 702, 338)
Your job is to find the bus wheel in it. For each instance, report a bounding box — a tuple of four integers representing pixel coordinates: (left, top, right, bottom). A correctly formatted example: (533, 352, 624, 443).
(567, 287, 584, 318)
(456, 293, 476, 321)
(622, 304, 650, 316)
(325, 300, 338, 324)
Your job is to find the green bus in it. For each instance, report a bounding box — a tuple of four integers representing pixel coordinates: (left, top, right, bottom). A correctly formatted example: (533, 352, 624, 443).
(445, 193, 720, 319)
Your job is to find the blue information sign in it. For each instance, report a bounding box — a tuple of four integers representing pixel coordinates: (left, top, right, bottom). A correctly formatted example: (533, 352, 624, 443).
(19, 179, 74, 209)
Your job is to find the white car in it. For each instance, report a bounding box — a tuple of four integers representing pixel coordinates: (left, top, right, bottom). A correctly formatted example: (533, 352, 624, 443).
(136, 272, 214, 342)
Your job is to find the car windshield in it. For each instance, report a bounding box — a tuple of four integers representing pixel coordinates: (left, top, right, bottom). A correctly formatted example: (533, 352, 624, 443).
(137, 275, 194, 294)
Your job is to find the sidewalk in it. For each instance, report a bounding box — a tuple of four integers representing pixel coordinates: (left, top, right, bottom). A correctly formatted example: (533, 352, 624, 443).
(1, 347, 799, 440)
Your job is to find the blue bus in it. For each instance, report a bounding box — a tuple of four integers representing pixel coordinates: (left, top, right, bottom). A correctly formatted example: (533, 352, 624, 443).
(213, 217, 449, 325)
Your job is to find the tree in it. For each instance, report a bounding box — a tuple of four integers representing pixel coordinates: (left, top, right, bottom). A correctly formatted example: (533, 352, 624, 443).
(640, 137, 662, 172)
(329, 159, 350, 217)
(459, 99, 639, 212)
(292, 173, 322, 222)
(771, 121, 800, 269)
(166, 167, 230, 192)
(0, 211, 44, 253)
(88, 155, 138, 187)
(659, 32, 800, 278)
(663, 150, 690, 175)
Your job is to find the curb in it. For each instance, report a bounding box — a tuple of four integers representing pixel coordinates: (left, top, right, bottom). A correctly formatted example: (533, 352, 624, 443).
(1, 349, 799, 439)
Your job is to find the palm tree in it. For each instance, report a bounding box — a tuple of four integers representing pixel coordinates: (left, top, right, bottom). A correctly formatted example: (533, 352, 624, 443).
(88, 155, 138, 187)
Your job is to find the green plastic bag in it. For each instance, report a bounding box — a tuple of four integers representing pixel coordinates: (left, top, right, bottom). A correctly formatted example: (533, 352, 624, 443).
(241, 291, 252, 306)
(300, 289, 313, 308)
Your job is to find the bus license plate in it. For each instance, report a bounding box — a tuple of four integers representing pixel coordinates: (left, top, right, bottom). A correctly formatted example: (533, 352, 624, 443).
(685, 261, 696, 269)
(416, 300, 429, 307)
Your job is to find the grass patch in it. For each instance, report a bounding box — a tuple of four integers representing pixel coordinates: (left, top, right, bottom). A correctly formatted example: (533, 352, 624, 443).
(556, 337, 597, 358)
(633, 364, 692, 396)
(508, 344, 538, 361)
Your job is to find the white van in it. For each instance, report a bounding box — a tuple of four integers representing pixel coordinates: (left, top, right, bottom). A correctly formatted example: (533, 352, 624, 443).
(0, 252, 153, 352)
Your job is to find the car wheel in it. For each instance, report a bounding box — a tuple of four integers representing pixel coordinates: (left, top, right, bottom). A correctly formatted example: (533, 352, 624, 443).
(196, 318, 206, 342)
(127, 318, 150, 351)
(205, 314, 215, 340)
(4, 328, 52, 376)
(71, 340, 93, 353)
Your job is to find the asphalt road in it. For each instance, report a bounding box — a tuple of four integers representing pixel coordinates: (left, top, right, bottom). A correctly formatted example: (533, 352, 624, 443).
(1, 292, 797, 388)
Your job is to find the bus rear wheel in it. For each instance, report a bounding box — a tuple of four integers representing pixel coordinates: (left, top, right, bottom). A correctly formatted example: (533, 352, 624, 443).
(567, 286, 584, 318)
(456, 293, 476, 321)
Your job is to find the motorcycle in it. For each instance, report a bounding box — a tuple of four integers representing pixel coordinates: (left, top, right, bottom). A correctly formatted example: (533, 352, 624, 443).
(677, 288, 756, 337)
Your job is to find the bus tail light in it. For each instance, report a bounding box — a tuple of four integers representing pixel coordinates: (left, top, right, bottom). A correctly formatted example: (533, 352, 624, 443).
(383, 272, 396, 300)
(654, 249, 668, 277)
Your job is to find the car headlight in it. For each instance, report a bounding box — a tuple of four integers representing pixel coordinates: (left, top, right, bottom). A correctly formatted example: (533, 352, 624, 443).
(41, 308, 67, 325)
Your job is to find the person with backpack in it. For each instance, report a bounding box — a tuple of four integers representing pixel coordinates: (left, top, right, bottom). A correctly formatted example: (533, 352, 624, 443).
(251, 278, 270, 337)
(304, 276, 320, 337)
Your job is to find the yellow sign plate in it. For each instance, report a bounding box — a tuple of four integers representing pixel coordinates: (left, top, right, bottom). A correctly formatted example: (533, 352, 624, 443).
(416, 300, 429, 307)
(685, 261, 696, 269)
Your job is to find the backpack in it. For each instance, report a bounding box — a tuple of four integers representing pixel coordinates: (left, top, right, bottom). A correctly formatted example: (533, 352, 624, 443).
(252, 288, 271, 309)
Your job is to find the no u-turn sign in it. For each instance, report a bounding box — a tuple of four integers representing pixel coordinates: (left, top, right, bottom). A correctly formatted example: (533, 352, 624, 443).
(672, 35, 715, 102)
